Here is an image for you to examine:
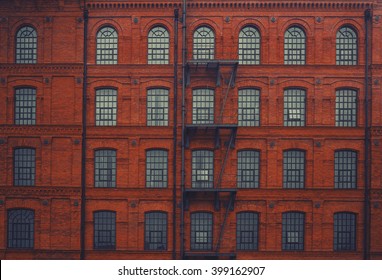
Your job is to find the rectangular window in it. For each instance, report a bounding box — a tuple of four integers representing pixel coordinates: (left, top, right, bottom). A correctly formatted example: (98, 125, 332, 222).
(95, 89, 117, 126)
(146, 150, 168, 188)
(282, 212, 305, 251)
(191, 212, 213, 250)
(192, 89, 214, 124)
(145, 212, 167, 250)
(284, 89, 306, 126)
(238, 89, 260, 126)
(94, 211, 116, 249)
(237, 212, 259, 250)
(283, 150, 305, 189)
(147, 89, 169, 126)
(237, 150, 260, 188)
(192, 150, 214, 189)
(335, 150, 357, 189)
(7, 209, 34, 249)
(334, 212, 356, 251)
(14, 148, 35, 186)
(15, 88, 36, 125)
(335, 89, 357, 127)
(95, 150, 116, 188)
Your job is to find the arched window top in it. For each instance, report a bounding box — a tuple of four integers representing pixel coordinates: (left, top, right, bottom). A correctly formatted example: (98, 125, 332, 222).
(148, 26, 169, 64)
(336, 26, 358, 65)
(96, 26, 118, 64)
(16, 26, 37, 64)
(7, 208, 34, 249)
(238, 26, 260, 65)
(284, 26, 306, 65)
(193, 26, 215, 60)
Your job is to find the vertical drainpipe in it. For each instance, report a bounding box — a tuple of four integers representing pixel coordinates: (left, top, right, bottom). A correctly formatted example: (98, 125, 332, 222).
(80, 4, 88, 260)
(180, 0, 187, 259)
(363, 8, 371, 260)
(173, 8, 179, 260)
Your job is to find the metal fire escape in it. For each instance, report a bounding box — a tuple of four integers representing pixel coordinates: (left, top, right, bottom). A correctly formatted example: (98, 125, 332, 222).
(182, 58, 239, 259)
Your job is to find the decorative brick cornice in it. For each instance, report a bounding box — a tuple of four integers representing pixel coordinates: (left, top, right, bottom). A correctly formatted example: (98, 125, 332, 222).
(86, 1, 373, 10)
(371, 127, 382, 136)
(0, 125, 82, 136)
(0, 64, 83, 75)
(0, 187, 81, 197)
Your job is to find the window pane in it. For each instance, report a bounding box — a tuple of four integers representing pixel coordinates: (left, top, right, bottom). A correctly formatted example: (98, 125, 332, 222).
(283, 150, 305, 189)
(8, 209, 34, 248)
(238, 26, 260, 65)
(193, 26, 215, 60)
(335, 150, 357, 189)
(148, 26, 169, 64)
(282, 212, 305, 250)
(284, 88, 306, 126)
(15, 88, 36, 125)
(236, 212, 259, 250)
(94, 211, 116, 249)
(192, 88, 214, 124)
(146, 150, 168, 188)
(96, 27, 118, 64)
(145, 212, 167, 250)
(147, 89, 169, 126)
(237, 150, 260, 188)
(334, 212, 356, 251)
(335, 89, 357, 127)
(96, 88, 117, 126)
(14, 148, 35, 186)
(95, 150, 116, 188)
(192, 150, 214, 189)
(16, 26, 37, 64)
(336, 27, 357, 65)
(284, 26, 305, 65)
(238, 88, 260, 126)
(191, 212, 213, 250)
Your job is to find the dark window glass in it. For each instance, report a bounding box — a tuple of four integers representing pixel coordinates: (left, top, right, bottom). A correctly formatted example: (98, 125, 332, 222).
(95, 88, 117, 126)
(147, 88, 169, 126)
(94, 150, 116, 188)
(237, 150, 260, 188)
(8, 209, 34, 248)
(144, 212, 167, 250)
(146, 150, 168, 188)
(191, 212, 213, 250)
(16, 26, 37, 64)
(14, 148, 35, 186)
(238, 88, 260, 126)
(192, 88, 214, 124)
(193, 26, 215, 60)
(284, 26, 306, 65)
(236, 212, 259, 250)
(238, 26, 260, 65)
(284, 88, 306, 126)
(148, 26, 169, 64)
(336, 27, 358, 65)
(334, 212, 356, 251)
(282, 212, 305, 250)
(192, 150, 214, 189)
(283, 150, 305, 189)
(96, 27, 118, 64)
(94, 211, 116, 249)
(15, 88, 36, 125)
(335, 89, 357, 127)
(335, 150, 357, 189)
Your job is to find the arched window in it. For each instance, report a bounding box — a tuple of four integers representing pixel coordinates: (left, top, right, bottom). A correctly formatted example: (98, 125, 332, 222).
(146, 150, 168, 188)
(238, 26, 260, 64)
(147, 88, 169, 126)
(191, 212, 213, 250)
(237, 150, 260, 188)
(148, 26, 169, 64)
(192, 150, 214, 189)
(96, 26, 118, 64)
(94, 149, 116, 188)
(192, 88, 214, 124)
(335, 89, 357, 127)
(8, 209, 34, 248)
(284, 88, 306, 126)
(144, 212, 168, 250)
(95, 88, 117, 126)
(284, 26, 306, 65)
(236, 212, 259, 250)
(193, 26, 215, 60)
(336, 26, 358, 65)
(283, 150, 305, 189)
(238, 88, 260, 126)
(16, 26, 37, 64)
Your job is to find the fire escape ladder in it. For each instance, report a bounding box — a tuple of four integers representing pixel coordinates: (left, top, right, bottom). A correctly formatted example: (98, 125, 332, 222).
(215, 191, 236, 253)
(217, 62, 238, 124)
(216, 127, 237, 190)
